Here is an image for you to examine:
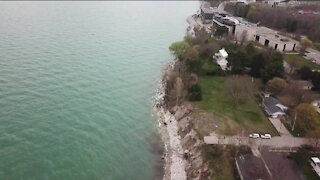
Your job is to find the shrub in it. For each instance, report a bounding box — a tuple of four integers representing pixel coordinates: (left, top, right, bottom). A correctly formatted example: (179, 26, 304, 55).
(188, 84, 202, 101)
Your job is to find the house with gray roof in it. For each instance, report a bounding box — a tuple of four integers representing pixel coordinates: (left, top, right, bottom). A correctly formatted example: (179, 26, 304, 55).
(261, 93, 288, 118)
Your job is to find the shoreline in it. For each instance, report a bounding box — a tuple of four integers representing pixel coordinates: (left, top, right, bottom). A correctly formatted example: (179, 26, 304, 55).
(155, 61, 186, 180)
(155, 60, 210, 180)
(154, 4, 210, 178)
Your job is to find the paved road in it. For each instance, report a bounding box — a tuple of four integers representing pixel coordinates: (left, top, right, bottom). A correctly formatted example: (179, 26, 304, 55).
(304, 48, 320, 67)
(204, 133, 310, 148)
(204, 117, 310, 148)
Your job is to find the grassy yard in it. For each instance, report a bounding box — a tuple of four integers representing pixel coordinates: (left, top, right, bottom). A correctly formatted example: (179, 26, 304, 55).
(284, 54, 320, 70)
(195, 75, 277, 136)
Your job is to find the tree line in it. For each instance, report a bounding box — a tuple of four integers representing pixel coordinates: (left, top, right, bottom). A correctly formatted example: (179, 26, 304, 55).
(225, 3, 320, 43)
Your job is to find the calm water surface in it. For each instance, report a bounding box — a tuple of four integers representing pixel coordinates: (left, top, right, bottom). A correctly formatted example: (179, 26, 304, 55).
(0, 1, 197, 180)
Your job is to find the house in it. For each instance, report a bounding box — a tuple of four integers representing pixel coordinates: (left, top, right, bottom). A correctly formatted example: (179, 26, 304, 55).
(213, 48, 228, 70)
(289, 80, 314, 90)
(200, 2, 217, 24)
(261, 93, 288, 118)
(310, 157, 320, 177)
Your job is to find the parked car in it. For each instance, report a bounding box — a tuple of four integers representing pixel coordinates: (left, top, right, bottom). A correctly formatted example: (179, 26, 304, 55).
(249, 133, 260, 138)
(261, 134, 272, 139)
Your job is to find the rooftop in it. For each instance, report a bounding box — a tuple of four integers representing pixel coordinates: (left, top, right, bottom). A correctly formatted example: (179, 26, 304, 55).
(263, 95, 287, 114)
(219, 48, 228, 58)
(255, 26, 299, 44)
(311, 157, 320, 167)
(235, 20, 299, 44)
(201, 2, 217, 14)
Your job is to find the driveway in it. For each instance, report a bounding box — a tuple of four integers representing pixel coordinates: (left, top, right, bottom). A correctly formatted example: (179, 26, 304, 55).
(268, 118, 292, 137)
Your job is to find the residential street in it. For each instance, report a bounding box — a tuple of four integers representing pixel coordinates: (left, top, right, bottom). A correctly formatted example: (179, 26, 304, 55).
(204, 117, 311, 148)
(204, 134, 310, 148)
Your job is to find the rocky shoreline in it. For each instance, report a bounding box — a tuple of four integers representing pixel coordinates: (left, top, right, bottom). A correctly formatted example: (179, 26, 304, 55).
(155, 61, 211, 180)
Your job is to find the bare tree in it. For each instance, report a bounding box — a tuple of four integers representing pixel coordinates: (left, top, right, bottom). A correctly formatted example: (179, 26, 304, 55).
(188, 73, 198, 87)
(280, 84, 306, 106)
(300, 37, 312, 54)
(175, 76, 184, 105)
(240, 30, 248, 46)
(306, 131, 320, 150)
(225, 76, 254, 109)
(285, 59, 299, 74)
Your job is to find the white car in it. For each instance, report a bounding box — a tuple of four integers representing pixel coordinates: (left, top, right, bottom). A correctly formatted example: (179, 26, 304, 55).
(261, 134, 272, 139)
(249, 133, 260, 138)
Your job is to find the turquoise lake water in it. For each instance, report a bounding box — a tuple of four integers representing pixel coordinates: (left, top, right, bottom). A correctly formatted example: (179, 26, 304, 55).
(0, 1, 197, 180)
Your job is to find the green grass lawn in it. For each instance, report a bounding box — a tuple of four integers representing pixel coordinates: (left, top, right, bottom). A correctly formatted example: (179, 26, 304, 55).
(284, 54, 320, 70)
(196, 75, 277, 136)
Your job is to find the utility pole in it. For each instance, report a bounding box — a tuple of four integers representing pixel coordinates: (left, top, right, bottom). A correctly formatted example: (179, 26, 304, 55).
(279, 119, 282, 135)
(291, 112, 297, 132)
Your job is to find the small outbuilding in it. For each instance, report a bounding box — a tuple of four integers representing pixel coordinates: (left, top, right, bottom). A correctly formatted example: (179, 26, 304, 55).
(213, 48, 228, 70)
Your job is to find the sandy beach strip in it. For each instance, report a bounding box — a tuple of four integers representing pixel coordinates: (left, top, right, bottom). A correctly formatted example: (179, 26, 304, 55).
(158, 108, 187, 180)
(154, 61, 187, 180)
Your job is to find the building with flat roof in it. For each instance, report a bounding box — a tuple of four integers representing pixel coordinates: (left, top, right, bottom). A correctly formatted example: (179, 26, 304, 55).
(234, 24, 300, 52)
(200, 2, 217, 24)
